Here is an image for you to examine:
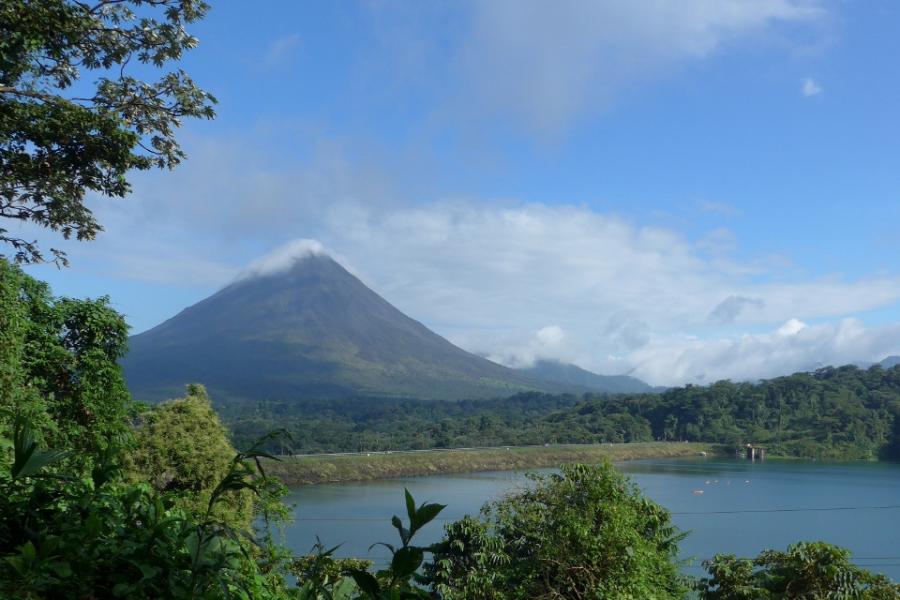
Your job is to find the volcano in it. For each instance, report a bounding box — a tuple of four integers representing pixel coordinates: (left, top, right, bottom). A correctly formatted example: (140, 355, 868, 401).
(122, 253, 549, 402)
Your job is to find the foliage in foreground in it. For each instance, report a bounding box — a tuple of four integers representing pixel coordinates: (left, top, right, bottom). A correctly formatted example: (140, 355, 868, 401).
(0, 258, 131, 472)
(125, 383, 255, 526)
(425, 462, 689, 599)
(3, 418, 898, 599)
(0, 260, 291, 598)
(0, 417, 291, 599)
(699, 541, 900, 599)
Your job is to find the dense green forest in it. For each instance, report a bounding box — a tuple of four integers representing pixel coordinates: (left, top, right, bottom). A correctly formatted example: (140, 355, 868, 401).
(226, 365, 900, 461)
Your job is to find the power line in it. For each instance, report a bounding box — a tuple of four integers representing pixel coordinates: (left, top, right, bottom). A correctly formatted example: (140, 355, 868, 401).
(289, 503, 900, 521)
(308, 554, 900, 561)
(298, 553, 900, 571)
(855, 557, 900, 561)
(671, 504, 900, 515)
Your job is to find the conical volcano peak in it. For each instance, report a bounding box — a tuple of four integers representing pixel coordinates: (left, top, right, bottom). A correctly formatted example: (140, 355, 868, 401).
(122, 243, 548, 402)
(237, 239, 332, 282)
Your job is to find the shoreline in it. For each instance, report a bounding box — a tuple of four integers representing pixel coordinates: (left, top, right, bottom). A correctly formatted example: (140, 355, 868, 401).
(266, 441, 731, 486)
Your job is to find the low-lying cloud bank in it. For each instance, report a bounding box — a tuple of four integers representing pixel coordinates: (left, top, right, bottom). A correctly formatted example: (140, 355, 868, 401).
(627, 318, 900, 385)
(472, 317, 900, 386)
(221, 199, 900, 386)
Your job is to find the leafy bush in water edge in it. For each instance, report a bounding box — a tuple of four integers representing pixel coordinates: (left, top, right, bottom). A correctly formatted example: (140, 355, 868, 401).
(698, 541, 900, 599)
(425, 462, 689, 599)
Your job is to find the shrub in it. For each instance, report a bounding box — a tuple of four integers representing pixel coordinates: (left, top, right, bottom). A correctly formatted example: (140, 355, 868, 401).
(699, 541, 900, 599)
(125, 384, 254, 526)
(426, 462, 689, 599)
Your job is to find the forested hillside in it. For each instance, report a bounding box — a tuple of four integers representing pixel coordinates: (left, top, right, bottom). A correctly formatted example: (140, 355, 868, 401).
(227, 365, 900, 460)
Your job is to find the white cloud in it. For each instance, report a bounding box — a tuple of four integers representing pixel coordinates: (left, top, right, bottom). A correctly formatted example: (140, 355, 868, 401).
(313, 201, 900, 383)
(239, 239, 325, 279)
(360, 1, 829, 136)
(630, 318, 900, 385)
(802, 77, 823, 96)
(486, 325, 569, 368)
(536, 325, 565, 347)
(777, 317, 807, 336)
(10, 2, 877, 388)
(455, 0, 827, 134)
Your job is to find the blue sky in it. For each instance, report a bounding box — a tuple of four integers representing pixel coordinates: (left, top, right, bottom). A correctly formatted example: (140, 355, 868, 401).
(20, 0, 900, 385)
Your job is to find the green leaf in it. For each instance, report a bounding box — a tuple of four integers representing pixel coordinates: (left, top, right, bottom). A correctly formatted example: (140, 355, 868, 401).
(391, 515, 409, 546)
(391, 546, 424, 579)
(411, 502, 446, 534)
(370, 541, 396, 555)
(405, 488, 416, 523)
(51, 561, 72, 578)
(85, 511, 102, 538)
(332, 577, 357, 600)
(137, 562, 160, 581)
(348, 569, 380, 596)
(185, 530, 201, 563)
(19, 541, 36, 562)
(297, 581, 315, 600)
(11, 415, 69, 479)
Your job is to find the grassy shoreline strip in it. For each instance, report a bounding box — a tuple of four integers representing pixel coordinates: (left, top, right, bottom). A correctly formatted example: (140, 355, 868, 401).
(266, 442, 730, 486)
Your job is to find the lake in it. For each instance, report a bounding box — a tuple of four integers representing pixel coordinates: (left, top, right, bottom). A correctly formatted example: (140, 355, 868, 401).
(280, 458, 900, 580)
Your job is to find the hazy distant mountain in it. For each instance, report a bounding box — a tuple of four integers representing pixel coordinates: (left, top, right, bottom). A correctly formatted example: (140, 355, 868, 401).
(517, 359, 658, 394)
(880, 356, 900, 369)
(852, 356, 900, 370)
(122, 254, 549, 402)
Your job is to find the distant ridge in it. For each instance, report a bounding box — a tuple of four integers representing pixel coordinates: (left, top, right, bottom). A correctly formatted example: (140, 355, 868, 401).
(880, 355, 900, 369)
(122, 254, 551, 402)
(516, 359, 659, 394)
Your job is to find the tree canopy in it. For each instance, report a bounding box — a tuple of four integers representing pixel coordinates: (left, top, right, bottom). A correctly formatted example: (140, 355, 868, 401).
(426, 462, 689, 599)
(225, 364, 900, 462)
(699, 542, 900, 599)
(0, 262, 294, 598)
(0, 0, 215, 265)
(0, 258, 131, 469)
(125, 383, 254, 525)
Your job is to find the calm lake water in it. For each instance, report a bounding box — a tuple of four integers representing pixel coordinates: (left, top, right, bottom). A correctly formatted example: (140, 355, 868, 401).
(280, 458, 900, 580)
